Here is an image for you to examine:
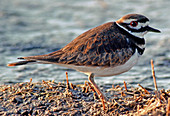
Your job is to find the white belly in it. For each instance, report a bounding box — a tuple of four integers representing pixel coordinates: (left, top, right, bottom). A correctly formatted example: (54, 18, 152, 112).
(57, 50, 140, 77)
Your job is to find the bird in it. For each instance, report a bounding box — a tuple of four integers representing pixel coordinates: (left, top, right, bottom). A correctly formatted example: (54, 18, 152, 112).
(7, 14, 160, 104)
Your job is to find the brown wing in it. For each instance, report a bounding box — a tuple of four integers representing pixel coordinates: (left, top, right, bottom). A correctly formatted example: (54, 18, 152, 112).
(8, 22, 135, 67)
(57, 22, 136, 67)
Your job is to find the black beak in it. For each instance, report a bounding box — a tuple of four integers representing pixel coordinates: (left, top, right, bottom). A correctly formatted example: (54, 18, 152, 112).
(146, 26, 161, 33)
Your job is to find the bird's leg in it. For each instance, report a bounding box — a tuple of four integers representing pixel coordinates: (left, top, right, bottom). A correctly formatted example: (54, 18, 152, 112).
(88, 73, 107, 102)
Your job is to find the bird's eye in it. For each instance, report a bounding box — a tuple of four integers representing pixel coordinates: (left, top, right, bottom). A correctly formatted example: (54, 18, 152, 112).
(130, 21, 138, 27)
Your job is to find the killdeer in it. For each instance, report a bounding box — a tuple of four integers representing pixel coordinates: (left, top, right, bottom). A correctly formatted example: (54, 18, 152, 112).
(8, 14, 160, 105)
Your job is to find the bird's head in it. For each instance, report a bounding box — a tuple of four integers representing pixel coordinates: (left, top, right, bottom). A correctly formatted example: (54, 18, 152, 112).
(116, 14, 161, 38)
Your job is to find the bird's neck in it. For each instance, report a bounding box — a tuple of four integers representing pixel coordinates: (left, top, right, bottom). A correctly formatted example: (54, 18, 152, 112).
(114, 22, 145, 55)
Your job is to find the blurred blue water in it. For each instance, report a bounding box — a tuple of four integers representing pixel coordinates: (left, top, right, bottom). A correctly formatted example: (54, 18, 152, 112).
(0, 0, 170, 89)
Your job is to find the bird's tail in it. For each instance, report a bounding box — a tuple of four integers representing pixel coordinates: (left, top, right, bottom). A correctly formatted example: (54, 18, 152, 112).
(7, 50, 64, 67)
(7, 60, 36, 66)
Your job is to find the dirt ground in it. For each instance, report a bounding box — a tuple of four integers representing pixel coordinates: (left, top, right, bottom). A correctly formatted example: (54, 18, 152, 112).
(0, 78, 169, 116)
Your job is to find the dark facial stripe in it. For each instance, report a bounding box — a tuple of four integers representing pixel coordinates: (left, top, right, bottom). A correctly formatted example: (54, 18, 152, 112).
(126, 25, 149, 32)
(120, 23, 149, 32)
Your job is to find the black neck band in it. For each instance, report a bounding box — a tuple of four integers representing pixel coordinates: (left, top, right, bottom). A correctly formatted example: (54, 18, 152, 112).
(114, 22, 145, 45)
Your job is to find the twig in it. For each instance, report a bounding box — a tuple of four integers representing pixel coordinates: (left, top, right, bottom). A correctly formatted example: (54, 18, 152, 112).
(151, 59, 158, 91)
(70, 83, 74, 89)
(84, 81, 88, 86)
(42, 80, 52, 89)
(121, 92, 126, 97)
(166, 98, 170, 116)
(135, 96, 142, 102)
(65, 72, 70, 89)
(124, 80, 127, 91)
(30, 78, 32, 83)
(112, 84, 115, 89)
(113, 99, 125, 109)
(85, 86, 89, 93)
(138, 84, 150, 94)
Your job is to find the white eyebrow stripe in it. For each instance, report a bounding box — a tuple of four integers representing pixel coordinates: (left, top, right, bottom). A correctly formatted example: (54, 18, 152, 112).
(122, 19, 137, 23)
